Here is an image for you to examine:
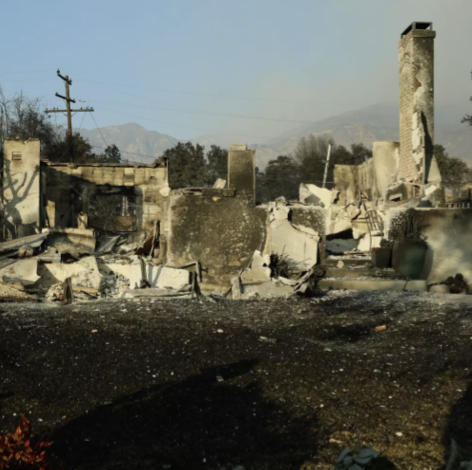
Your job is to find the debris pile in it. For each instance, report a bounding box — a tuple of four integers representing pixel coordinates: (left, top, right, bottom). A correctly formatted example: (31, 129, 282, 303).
(0, 227, 198, 304)
(231, 198, 325, 299)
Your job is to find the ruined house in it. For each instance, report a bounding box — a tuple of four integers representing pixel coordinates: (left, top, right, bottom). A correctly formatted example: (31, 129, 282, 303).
(321, 22, 472, 289)
(1, 21, 471, 299)
(2, 139, 169, 239)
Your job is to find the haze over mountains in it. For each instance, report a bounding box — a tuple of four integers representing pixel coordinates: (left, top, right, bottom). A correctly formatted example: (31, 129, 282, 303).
(80, 103, 472, 169)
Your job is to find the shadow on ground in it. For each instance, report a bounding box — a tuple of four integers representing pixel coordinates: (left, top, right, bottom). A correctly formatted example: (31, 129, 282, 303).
(51, 359, 318, 470)
(444, 376, 472, 465)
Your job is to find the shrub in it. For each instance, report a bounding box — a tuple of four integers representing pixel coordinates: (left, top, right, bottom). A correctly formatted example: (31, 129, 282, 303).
(0, 414, 55, 469)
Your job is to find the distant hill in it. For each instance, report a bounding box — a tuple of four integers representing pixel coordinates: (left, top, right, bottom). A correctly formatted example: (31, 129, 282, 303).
(80, 105, 472, 168)
(80, 123, 179, 164)
(258, 103, 472, 168)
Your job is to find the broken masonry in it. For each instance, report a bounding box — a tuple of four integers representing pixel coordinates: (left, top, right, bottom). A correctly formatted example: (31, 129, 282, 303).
(0, 22, 470, 302)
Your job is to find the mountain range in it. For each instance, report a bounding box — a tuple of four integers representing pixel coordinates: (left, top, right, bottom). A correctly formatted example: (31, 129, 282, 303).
(80, 103, 472, 169)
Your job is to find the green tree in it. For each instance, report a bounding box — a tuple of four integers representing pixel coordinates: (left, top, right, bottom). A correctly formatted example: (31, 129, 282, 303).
(257, 155, 300, 202)
(293, 134, 333, 187)
(44, 132, 95, 163)
(0, 88, 57, 158)
(103, 144, 121, 164)
(294, 135, 373, 189)
(163, 142, 206, 188)
(205, 145, 228, 184)
(434, 144, 472, 198)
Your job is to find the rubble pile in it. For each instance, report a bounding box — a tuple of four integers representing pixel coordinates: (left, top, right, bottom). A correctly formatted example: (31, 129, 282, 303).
(231, 198, 324, 300)
(0, 228, 198, 304)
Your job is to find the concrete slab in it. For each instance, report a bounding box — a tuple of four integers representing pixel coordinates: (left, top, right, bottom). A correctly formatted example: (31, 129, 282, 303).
(39, 256, 102, 289)
(240, 250, 271, 284)
(270, 219, 318, 270)
(48, 228, 96, 253)
(0, 233, 48, 255)
(239, 280, 294, 300)
(148, 266, 191, 290)
(0, 259, 40, 286)
(102, 263, 142, 289)
(300, 183, 332, 208)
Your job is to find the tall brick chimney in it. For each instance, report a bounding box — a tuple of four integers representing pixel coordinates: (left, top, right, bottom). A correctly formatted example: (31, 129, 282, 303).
(398, 22, 440, 184)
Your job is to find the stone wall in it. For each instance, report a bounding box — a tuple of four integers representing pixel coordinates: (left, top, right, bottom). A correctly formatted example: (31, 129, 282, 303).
(3, 140, 41, 240)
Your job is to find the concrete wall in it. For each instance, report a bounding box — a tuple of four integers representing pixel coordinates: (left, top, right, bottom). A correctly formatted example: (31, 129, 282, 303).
(398, 25, 439, 184)
(165, 191, 267, 290)
(290, 206, 326, 263)
(387, 208, 472, 284)
(357, 159, 376, 199)
(41, 162, 168, 232)
(372, 141, 400, 197)
(228, 144, 255, 201)
(3, 140, 41, 239)
(334, 165, 358, 205)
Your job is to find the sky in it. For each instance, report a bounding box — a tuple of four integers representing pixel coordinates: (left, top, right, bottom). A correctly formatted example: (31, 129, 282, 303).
(0, 0, 471, 144)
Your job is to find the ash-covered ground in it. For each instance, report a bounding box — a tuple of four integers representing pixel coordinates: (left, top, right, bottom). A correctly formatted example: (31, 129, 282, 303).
(1, 291, 471, 470)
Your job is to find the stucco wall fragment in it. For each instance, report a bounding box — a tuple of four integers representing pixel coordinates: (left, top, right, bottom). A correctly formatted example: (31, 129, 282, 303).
(3, 140, 41, 239)
(166, 193, 267, 290)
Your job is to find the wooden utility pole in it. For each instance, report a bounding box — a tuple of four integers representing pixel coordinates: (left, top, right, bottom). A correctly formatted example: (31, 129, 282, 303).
(45, 70, 94, 161)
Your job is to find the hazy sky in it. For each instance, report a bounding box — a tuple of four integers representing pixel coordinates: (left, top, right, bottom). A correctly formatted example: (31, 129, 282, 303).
(1, 0, 471, 143)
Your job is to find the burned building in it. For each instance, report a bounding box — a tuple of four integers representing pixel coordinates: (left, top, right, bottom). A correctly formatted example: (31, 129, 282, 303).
(1, 21, 471, 300)
(2, 138, 169, 239)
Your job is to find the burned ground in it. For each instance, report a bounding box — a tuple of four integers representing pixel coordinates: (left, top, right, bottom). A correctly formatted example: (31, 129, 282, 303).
(0, 292, 472, 469)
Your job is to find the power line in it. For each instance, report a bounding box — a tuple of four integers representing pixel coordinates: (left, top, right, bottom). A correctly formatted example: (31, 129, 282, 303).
(89, 112, 109, 148)
(76, 76, 472, 110)
(90, 98, 355, 125)
(93, 104, 470, 139)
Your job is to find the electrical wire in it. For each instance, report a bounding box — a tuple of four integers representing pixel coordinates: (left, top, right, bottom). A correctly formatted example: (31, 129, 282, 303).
(89, 112, 109, 148)
(76, 77, 471, 110)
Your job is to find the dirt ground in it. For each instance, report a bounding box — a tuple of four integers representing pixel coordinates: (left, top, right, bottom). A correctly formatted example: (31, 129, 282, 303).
(1, 291, 472, 470)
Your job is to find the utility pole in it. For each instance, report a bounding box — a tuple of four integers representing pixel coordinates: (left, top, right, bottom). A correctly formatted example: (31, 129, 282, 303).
(45, 70, 94, 161)
(322, 144, 332, 188)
